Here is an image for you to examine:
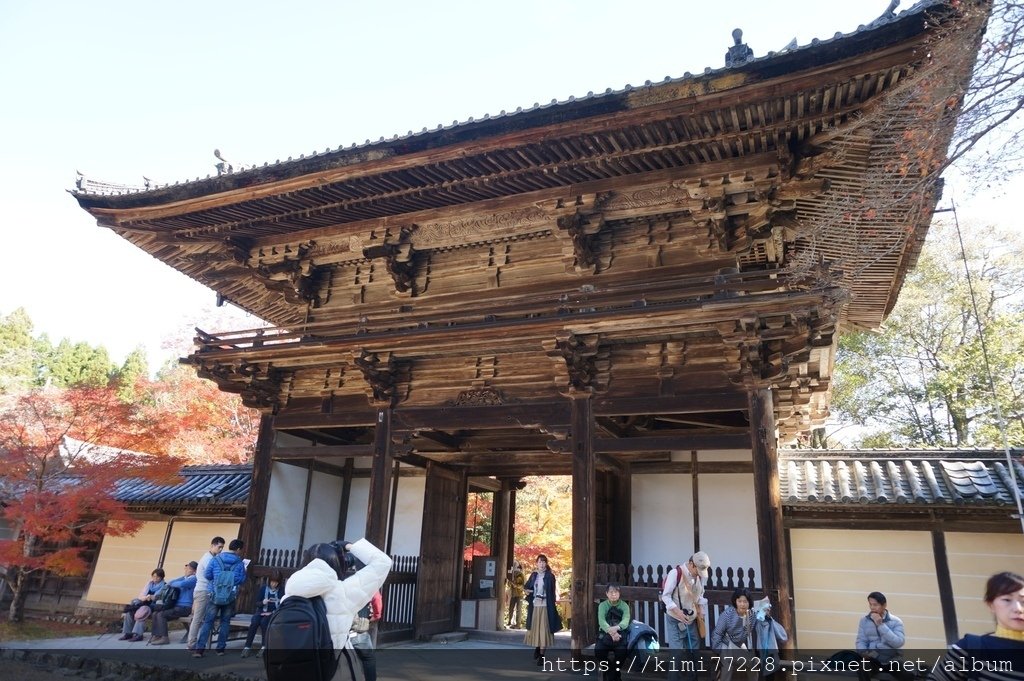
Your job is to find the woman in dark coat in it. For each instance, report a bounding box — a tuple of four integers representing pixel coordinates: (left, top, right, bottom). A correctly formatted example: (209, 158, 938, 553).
(523, 554, 562, 664)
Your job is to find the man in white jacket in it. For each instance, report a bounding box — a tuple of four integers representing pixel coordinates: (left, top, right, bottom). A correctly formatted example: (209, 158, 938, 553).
(283, 538, 393, 651)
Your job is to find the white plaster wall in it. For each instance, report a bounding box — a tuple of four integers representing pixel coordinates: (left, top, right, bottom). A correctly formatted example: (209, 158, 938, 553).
(631, 473, 695, 568)
(389, 474, 425, 556)
(697, 473, 760, 585)
(343, 478, 370, 542)
(262, 461, 309, 553)
(305, 469, 343, 545)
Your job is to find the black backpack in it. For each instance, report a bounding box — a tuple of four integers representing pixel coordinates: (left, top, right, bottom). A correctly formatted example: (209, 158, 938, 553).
(153, 584, 181, 611)
(264, 595, 352, 681)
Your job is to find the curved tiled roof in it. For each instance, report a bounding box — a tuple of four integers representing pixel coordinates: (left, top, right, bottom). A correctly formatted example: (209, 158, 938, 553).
(71, 0, 948, 198)
(778, 450, 1024, 506)
(114, 464, 251, 508)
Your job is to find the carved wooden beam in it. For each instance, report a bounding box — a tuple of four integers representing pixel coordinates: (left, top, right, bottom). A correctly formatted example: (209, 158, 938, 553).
(362, 224, 419, 295)
(543, 332, 607, 394)
(351, 349, 408, 407)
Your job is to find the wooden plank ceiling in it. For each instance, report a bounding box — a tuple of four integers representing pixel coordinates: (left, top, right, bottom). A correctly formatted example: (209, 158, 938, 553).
(73, 2, 979, 454)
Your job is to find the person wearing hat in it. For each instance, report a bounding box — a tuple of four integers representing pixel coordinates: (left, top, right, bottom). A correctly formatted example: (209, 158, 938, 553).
(660, 551, 711, 681)
(149, 561, 198, 645)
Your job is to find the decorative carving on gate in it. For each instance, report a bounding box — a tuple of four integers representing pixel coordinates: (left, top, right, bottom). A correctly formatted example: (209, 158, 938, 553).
(362, 225, 419, 295)
(450, 387, 513, 406)
(352, 349, 408, 406)
(544, 333, 608, 393)
(556, 212, 604, 273)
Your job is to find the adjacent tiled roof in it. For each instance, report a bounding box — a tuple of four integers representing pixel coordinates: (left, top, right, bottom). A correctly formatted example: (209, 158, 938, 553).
(72, 0, 948, 198)
(114, 464, 251, 508)
(779, 450, 1024, 507)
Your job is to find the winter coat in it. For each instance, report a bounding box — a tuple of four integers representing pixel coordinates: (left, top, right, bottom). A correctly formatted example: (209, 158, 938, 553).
(283, 538, 392, 650)
(855, 611, 905, 662)
(525, 570, 563, 634)
(203, 550, 246, 591)
(168, 574, 197, 609)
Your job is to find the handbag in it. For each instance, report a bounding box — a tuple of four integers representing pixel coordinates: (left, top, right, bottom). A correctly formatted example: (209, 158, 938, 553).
(696, 613, 707, 639)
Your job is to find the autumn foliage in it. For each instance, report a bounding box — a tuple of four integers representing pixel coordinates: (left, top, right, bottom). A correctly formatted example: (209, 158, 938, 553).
(0, 387, 181, 621)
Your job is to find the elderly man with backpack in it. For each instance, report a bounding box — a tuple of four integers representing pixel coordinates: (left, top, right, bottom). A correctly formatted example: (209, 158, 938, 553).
(193, 538, 247, 658)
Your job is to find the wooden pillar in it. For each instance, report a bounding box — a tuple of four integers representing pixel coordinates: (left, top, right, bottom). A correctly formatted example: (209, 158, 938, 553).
(365, 408, 394, 548)
(493, 481, 512, 629)
(610, 465, 632, 566)
(748, 388, 794, 647)
(240, 414, 275, 563)
(691, 450, 700, 551)
(570, 393, 596, 655)
(336, 458, 354, 540)
(932, 529, 960, 643)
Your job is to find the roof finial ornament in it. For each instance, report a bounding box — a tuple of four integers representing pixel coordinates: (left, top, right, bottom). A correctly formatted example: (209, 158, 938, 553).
(725, 28, 754, 68)
(75, 170, 84, 191)
(214, 149, 233, 176)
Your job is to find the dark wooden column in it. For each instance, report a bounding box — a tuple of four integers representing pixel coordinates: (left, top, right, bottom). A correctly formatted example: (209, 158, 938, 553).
(493, 480, 513, 628)
(932, 529, 960, 643)
(609, 465, 632, 566)
(336, 458, 354, 540)
(365, 408, 394, 548)
(241, 414, 275, 563)
(748, 388, 794, 647)
(571, 393, 596, 655)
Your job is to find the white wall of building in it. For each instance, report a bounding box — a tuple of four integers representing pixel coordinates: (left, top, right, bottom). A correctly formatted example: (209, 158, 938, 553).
(262, 461, 309, 553)
(697, 473, 759, 585)
(631, 449, 759, 583)
(343, 477, 370, 542)
(390, 474, 425, 556)
(631, 473, 695, 568)
(305, 468, 343, 544)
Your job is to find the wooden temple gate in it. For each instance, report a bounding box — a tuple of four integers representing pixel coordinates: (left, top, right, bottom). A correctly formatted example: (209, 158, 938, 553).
(71, 0, 984, 652)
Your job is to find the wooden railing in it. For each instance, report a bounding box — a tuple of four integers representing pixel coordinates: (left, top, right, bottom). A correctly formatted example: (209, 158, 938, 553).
(595, 563, 773, 646)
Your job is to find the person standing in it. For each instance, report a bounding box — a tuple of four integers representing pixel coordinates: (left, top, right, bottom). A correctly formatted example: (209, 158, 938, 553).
(506, 559, 526, 629)
(150, 561, 198, 645)
(193, 538, 247, 658)
(855, 591, 913, 681)
(240, 572, 283, 657)
(661, 551, 711, 681)
(595, 584, 631, 681)
(751, 596, 787, 680)
(350, 589, 383, 681)
(523, 554, 562, 664)
(283, 539, 392, 652)
(187, 536, 225, 650)
(928, 571, 1024, 681)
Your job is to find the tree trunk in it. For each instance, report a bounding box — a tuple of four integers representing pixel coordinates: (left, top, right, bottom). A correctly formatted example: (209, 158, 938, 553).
(8, 567, 28, 623)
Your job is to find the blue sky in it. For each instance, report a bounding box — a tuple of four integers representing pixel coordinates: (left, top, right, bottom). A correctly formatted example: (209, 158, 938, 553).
(0, 0, 1011, 366)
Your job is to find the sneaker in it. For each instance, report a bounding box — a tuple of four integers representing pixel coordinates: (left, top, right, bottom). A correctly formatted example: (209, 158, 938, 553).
(240, 647, 251, 658)
(150, 636, 170, 646)
(192, 650, 204, 658)
(118, 633, 132, 641)
(129, 633, 144, 642)
(256, 647, 264, 658)
(216, 650, 225, 656)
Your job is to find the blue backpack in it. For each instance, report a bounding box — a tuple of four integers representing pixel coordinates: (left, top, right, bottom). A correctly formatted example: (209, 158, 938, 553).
(211, 556, 238, 606)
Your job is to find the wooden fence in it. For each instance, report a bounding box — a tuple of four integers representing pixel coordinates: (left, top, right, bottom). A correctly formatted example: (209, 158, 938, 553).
(595, 563, 774, 646)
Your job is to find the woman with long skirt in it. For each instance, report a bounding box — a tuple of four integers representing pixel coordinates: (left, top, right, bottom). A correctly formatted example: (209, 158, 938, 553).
(523, 554, 563, 665)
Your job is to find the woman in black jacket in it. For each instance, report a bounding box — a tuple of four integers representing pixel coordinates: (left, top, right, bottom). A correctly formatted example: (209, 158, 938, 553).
(523, 554, 563, 664)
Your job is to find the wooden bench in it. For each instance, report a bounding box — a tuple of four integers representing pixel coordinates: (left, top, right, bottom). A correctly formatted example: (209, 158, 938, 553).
(177, 613, 254, 642)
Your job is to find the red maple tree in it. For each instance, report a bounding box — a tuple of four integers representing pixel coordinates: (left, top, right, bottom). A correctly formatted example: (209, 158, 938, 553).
(0, 387, 180, 622)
